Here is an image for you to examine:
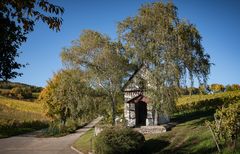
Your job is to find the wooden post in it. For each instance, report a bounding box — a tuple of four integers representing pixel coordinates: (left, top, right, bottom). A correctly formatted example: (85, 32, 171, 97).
(90, 137, 92, 153)
(207, 124, 221, 153)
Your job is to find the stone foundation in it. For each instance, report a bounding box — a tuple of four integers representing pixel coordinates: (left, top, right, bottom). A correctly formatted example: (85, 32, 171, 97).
(134, 125, 167, 134)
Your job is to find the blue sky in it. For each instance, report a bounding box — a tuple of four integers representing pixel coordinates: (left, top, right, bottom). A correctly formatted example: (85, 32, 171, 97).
(12, 0, 240, 87)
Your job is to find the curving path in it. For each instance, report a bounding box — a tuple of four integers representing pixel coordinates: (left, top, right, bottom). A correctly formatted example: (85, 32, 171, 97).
(0, 117, 102, 154)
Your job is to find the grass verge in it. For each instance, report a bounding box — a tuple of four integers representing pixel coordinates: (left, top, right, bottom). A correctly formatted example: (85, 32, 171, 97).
(143, 110, 240, 154)
(73, 128, 94, 154)
(144, 117, 216, 153)
(72, 110, 239, 154)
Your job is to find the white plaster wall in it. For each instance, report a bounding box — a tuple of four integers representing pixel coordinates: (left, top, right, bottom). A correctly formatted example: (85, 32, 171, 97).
(146, 118, 153, 126)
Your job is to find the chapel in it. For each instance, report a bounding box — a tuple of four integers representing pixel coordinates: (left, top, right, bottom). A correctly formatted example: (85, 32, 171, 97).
(123, 65, 170, 127)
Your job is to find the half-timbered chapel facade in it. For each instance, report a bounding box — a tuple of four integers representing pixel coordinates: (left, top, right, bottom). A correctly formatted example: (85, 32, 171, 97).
(123, 66, 170, 127)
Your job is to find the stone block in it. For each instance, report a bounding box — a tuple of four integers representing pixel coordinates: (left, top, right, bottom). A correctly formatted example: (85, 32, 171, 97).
(136, 125, 167, 134)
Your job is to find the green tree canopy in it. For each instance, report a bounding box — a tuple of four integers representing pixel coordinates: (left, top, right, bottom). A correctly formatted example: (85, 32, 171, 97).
(0, 0, 64, 81)
(118, 2, 211, 114)
(61, 30, 131, 125)
(230, 84, 240, 91)
(0, 15, 25, 80)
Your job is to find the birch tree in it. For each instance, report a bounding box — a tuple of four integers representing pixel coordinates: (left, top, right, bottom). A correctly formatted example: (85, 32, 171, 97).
(118, 2, 211, 116)
(61, 30, 130, 125)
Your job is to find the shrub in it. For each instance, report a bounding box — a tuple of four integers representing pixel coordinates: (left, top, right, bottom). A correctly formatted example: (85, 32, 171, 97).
(65, 118, 78, 133)
(225, 84, 240, 92)
(206, 101, 240, 151)
(180, 87, 200, 95)
(44, 121, 62, 136)
(210, 84, 225, 93)
(94, 127, 145, 154)
(225, 85, 233, 92)
(231, 84, 240, 91)
(44, 118, 82, 136)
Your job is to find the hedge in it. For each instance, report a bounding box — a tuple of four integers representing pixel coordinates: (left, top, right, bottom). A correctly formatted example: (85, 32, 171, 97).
(94, 127, 145, 154)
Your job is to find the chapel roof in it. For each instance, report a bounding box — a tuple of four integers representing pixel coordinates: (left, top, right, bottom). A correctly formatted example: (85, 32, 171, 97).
(122, 63, 144, 91)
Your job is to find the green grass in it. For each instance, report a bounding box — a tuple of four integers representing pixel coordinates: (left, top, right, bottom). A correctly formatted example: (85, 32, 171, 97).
(72, 110, 240, 154)
(73, 111, 217, 154)
(73, 129, 94, 154)
(72, 111, 216, 154)
(0, 96, 49, 138)
(143, 110, 240, 154)
(142, 112, 215, 153)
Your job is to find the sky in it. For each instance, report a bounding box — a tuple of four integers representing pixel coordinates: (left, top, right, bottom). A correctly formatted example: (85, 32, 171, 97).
(12, 0, 240, 87)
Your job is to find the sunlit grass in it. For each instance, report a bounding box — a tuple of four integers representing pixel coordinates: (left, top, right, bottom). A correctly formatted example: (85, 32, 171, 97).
(73, 129, 94, 154)
(143, 113, 217, 153)
(0, 96, 49, 138)
(177, 90, 240, 106)
(0, 95, 43, 114)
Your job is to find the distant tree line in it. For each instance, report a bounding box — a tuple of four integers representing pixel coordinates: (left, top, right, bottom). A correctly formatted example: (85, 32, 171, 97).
(180, 83, 240, 95)
(0, 81, 42, 100)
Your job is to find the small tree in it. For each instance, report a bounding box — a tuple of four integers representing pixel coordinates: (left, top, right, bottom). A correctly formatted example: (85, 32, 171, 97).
(225, 85, 233, 92)
(231, 84, 240, 91)
(207, 102, 240, 151)
(210, 84, 225, 93)
(38, 69, 97, 124)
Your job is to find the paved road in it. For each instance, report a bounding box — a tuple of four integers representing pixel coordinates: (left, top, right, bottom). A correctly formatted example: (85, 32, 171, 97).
(0, 117, 102, 154)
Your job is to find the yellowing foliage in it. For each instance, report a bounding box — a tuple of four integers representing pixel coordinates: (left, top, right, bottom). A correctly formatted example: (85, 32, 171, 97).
(38, 72, 61, 119)
(0, 96, 44, 114)
(206, 101, 240, 150)
(177, 91, 240, 112)
(210, 84, 225, 93)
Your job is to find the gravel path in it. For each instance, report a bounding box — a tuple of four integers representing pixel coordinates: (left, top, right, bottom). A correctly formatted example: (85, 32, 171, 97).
(0, 117, 102, 154)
